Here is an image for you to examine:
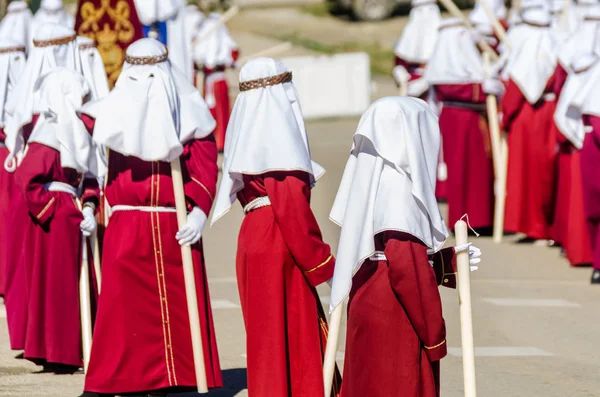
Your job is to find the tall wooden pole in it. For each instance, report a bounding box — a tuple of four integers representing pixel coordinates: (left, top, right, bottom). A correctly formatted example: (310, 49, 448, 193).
(323, 304, 343, 397)
(79, 237, 93, 372)
(170, 158, 209, 393)
(455, 220, 477, 397)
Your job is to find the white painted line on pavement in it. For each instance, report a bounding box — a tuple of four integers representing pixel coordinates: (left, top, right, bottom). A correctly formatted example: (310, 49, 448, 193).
(448, 347, 553, 357)
(211, 299, 241, 309)
(483, 298, 580, 307)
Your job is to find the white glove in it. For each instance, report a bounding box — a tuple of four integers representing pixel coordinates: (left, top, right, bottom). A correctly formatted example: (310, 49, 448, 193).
(393, 65, 410, 87)
(80, 206, 97, 237)
(483, 78, 505, 97)
(455, 243, 482, 272)
(176, 207, 207, 246)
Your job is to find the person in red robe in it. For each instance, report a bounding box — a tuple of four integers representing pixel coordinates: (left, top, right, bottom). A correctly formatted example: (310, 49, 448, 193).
(0, 40, 26, 297)
(211, 57, 340, 397)
(14, 69, 100, 371)
(79, 38, 221, 397)
(501, 8, 558, 241)
(193, 14, 239, 152)
(328, 97, 482, 397)
(424, 18, 500, 232)
(3, 24, 82, 354)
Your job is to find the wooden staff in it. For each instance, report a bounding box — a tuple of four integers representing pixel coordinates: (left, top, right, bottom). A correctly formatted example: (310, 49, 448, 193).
(323, 303, 343, 397)
(494, 136, 509, 243)
(455, 220, 477, 397)
(193, 6, 239, 46)
(477, 0, 512, 50)
(170, 158, 209, 393)
(79, 236, 93, 372)
(237, 42, 293, 65)
(91, 230, 102, 293)
(399, 80, 408, 96)
(437, 0, 498, 61)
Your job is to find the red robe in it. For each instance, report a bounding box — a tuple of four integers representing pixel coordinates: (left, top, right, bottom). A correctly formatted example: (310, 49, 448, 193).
(343, 231, 457, 397)
(203, 50, 238, 152)
(83, 131, 222, 394)
(501, 78, 558, 240)
(3, 116, 38, 351)
(0, 127, 16, 296)
(14, 143, 100, 367)
(580, 116, 600, 270)
(435, 84, 494, 231)
(236, 171, 341, 397)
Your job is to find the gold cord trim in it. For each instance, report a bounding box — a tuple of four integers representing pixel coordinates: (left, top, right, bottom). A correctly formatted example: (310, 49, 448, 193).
(0, 46, 25, 54)
(424, 339, 446, 350)
(304, 254, 333, 274)
(79, 43, 96, 51)
(33, 34, 77, 48)
(191, 176, 214, 201)
(125, 50, 169, 66)
(239, 71, 292, 92)
(36, 197, 56, 220)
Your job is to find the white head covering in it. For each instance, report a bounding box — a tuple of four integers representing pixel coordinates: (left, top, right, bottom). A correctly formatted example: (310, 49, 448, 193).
(423, 19, 485, 85)
(0, 39, 26, 129)
(554, 54, 599, 148)
(211, 57, 324, 225)
(31, 0, 74, 32)
(79, 38, 215, 163)
(394, 0, 440, 64)
(329, 97, 448, 312)
(133, 0, 184, 25)
(77, 36, 109, 100)
(193, 16, 238, 69)
(4, 23, 80, 171)
(164, 2, 204, 82)
(27, 68, 103, 177)
(567, 52, 600, 128)
(0, 1, 33, 52)
(557, 6, 600, 70)
(506, 9, 558, 104)
(469, 0, 508, 27)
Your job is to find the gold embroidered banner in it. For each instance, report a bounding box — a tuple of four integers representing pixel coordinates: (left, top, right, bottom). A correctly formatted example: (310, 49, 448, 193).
(75, 0, 144, 88)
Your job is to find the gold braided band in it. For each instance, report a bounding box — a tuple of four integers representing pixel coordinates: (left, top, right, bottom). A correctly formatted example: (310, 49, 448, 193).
(125, 50, 169, 66)
(239, 71, 293, 92)
(33, 34, 77, 48)
(0, 46, 25, 54)
(79, 42, 96, 51)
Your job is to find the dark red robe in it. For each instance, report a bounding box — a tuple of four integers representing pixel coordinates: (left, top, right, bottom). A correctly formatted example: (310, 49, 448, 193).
(580, 116, 600, 270)
(83, 132, 222, 394)
(435, 83, 494, 231)
(0, 127, 16, 296)
(236, 171, 341, 397)
(3, 115, 39, 351)
(14, 143, 100, 367)
(501, 78, 558, 240)
(343, 231, 457, 397)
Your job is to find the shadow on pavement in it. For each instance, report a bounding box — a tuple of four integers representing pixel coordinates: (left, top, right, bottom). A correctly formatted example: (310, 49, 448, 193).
(169, 368, 247, 397)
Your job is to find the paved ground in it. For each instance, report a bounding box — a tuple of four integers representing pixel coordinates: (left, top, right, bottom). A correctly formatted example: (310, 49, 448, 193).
(2, 11, 600, 397)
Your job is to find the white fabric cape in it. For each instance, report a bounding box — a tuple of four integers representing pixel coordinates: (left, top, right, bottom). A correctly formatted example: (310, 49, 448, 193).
(394, 1, 440, 64)
(0, 39, 26, 129)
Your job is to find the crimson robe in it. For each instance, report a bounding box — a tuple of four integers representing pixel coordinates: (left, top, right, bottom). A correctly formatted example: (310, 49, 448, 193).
(0, 128, 16, 296)
(236, 171, 341, 397)
(14, 143, 100, 367)
(580, 116, 600, 270)
(83, 132, 222, 394)
(435, 83, 494, 231)
(501, 78, 558, 240)
(343, 231, 457, 397)
(4, 116, 38, 351)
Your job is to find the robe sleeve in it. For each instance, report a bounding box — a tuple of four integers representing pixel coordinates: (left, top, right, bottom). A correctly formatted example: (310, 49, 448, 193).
(428, 247, 457, 289)
(182, 134, 218, 217)
(435, 83, 486, 104)
(264, 171, 335, 286)
(81, 176, 100, 210)
(79, 114, 96, 135)
(587, 116, 600, 147)
(15, 143, 61, 225)
(384, 234, 447, 362)
(501, 79, 526, 131)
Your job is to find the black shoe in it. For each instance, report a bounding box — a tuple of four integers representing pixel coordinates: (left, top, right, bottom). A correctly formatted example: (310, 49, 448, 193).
(591, 269, 600, 284)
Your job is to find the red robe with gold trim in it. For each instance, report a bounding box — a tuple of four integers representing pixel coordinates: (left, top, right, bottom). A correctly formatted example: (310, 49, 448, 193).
(501, 78, 558, 240)
(4, 116, 38, 351)
(580, 116, 600, 270)
(0, 127, 16, 296)
(14, 143, 100, 367)
(83, 125, 222, 393)
(236, 171, 341, 397)
(435, 83, 494, 231)
(342, 231, 457, 397)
